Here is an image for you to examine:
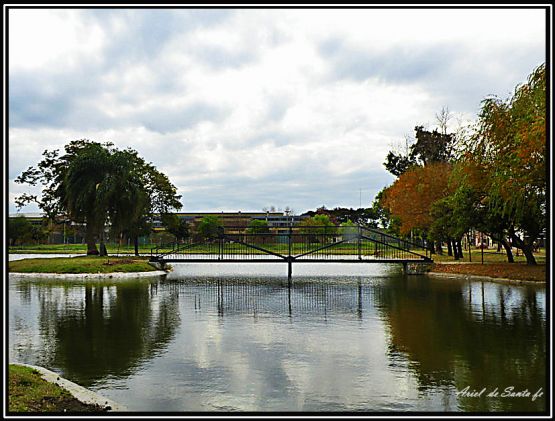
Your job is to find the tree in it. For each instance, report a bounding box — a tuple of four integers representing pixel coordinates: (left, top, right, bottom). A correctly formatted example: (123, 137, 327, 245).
(298, 214, 336, 242)
(446, 160, 515, 262)
(370, 188, 400, 234)
(161, 213, 189, 242)
(246, 219, 270, 244)
(383, 151, 417, 177)
(302, 206, 381, 227)
(383, 122, 454, 177)
(197, 216, 223, 240)
(246, 219, 270, 234)
(469, 63, 546, 264)
(435, 106, 452, 135)
(15, 140, 182, 255)
(340, 219, 358, 241)
(411, 126, 455, 166)
(8, 216, 33, 246)
(381, 162, 453, 253)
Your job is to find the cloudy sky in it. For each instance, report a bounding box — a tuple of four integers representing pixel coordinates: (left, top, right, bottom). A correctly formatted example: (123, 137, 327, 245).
(8, 7, 546, 215)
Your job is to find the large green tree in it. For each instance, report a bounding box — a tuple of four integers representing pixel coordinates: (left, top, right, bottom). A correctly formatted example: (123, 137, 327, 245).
(466, 63, 546, 264)
(15, 139, 182, 255)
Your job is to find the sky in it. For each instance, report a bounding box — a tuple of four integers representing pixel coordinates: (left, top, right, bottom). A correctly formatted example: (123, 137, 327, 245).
(7, 7, 546, 215)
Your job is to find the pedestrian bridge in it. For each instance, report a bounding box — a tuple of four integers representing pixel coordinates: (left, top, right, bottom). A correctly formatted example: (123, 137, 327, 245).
(149, 225, 433, 276)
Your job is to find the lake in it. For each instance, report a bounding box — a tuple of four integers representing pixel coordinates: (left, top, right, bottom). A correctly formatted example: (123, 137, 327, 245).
(8, 262, 546, 413)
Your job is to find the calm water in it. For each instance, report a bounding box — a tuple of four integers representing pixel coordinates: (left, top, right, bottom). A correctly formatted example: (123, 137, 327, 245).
(8, 263, 546, 413)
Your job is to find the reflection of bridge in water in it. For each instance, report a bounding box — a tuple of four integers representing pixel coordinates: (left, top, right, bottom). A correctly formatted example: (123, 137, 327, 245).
(174, 279, 372, 320)
(151, 225, 432, 277)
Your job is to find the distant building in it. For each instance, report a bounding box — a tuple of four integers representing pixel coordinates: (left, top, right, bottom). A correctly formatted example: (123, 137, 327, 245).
(8, 212, 44, 226)
(150, 211, 303, 230)
(10, 211, 306, 244)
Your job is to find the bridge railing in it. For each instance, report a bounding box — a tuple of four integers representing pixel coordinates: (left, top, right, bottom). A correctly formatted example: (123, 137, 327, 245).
(150, 241, 179, 256)
(359, 226, 430, 260)
(151, 225, 431, 262)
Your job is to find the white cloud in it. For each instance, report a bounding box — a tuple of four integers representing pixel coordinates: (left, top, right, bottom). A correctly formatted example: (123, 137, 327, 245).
(8, 8, 546, 213)
(9, 9, 106, 71)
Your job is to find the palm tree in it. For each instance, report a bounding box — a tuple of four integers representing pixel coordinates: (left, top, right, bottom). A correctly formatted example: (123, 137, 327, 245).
(63, 142, 112, 255)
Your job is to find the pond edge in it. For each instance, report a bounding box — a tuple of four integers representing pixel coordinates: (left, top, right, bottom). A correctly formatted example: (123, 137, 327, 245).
(10, 363, 127, 412)
(9, 270, 168, 279)
(427, 271, 546, 286)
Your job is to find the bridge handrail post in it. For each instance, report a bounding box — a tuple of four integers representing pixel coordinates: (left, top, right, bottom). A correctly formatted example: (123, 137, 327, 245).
(357, 225, 362, 260)
(219, 233, 222, 260)
(288, 225, 292, 258)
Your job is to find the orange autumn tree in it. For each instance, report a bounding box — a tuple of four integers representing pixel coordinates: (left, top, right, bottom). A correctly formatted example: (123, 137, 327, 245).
(381, 162, 454, 250)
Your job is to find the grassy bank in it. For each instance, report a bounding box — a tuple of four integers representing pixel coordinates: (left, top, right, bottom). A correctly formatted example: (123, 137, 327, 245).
(8, 364, 106, 413)
(9, 256, 157, 274)
(430, 248, 546, 264)
(430, 262, 546, 283)
(9, 243, 156, 254)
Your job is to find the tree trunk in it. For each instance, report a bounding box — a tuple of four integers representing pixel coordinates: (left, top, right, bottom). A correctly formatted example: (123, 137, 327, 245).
(501, 238, 514, 263)
(99, 230, 108, 256)
(134, 235, 140, 256)
(452, 240, 459, 260)
(428, 240, 435, 255)
(85, 224, 99, 255)
(456, 240, 464, 259)
(521, 244, 537, 265)
(99, 240, 108, 257)
(466, 233, 472, 262)
(509, 229, 537, 265)
(447, 240, 453, 257)
(435, 241, 443, 255)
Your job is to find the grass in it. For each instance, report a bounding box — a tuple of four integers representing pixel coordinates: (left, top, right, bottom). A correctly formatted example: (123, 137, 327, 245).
(9, 243, 157, 254)
(429, 248, 546, 264)
(8, 364, 107, 413)
(429, 248, 547, 282)
(9, 256, 157, 274)
(430, 262, 547, 282)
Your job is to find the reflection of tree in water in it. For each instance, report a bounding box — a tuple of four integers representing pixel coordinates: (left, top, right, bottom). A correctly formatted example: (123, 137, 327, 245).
(36, 279, 180, 387)
(374, 277, 546, 412)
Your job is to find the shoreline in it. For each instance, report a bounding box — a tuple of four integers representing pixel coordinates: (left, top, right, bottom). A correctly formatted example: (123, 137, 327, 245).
(427, 270, 546, 286)
(11, 363, 127, 412)
(9, 270, 168, 279)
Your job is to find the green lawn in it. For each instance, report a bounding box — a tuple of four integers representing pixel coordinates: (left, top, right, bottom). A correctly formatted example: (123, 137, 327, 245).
(429, 248, 546, 264)
(9, 243, 158, 254)
(8, 364, 106, 413)
(9, 256, 157, 274)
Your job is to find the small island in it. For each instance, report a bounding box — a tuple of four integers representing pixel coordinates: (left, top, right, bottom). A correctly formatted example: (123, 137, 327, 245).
(9, 256, 162, 276)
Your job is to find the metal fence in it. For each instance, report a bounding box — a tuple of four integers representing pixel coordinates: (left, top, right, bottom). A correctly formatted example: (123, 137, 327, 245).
(151, 225, 431, 263)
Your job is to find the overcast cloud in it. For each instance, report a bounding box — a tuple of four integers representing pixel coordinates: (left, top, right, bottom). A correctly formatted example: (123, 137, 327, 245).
(8, 8, 546, 214)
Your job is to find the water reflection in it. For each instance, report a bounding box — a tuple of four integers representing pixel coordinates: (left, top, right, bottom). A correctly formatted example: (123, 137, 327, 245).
(373, 277, 546, 412)
(11, 277, 180, 387)
(9, 273, 546, 412)
(185, 277, 367, 321)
